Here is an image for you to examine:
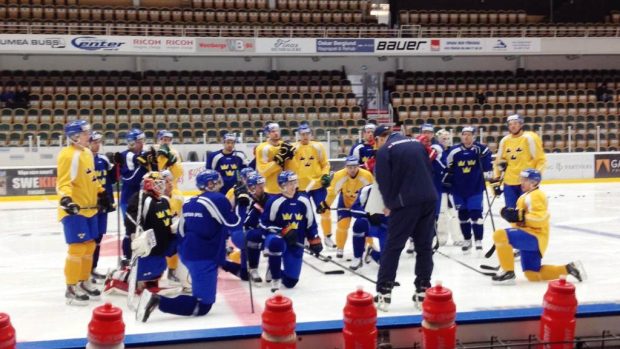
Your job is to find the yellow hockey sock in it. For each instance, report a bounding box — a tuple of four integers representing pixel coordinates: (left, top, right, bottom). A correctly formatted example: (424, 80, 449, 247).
(228, 249, 241, 264)
(335, 217, 352, 250)
(321, 211, 332, 237)
(493, 229, 515, 272)
(539, 265, 568, 281)
(65, 242, 87, 285)
(167, 254, 179, 269)
(79, 240, 96, 281)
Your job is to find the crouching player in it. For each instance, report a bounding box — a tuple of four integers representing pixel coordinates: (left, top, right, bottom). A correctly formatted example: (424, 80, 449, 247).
(349, 184, 387, 270)
(260, 171, 323, 292)
(492, 169, 585, 284)
(136, 170, 242, 322)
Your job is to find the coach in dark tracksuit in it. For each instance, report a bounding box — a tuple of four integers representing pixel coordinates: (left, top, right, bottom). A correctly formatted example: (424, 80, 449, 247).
(374, 126, 438, 308)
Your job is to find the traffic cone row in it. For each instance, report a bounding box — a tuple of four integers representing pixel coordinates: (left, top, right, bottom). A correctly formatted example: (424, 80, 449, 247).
(0, 277, 578, 349)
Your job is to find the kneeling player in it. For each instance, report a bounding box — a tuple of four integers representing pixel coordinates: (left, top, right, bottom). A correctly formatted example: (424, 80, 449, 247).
(492, 169, 585, 284)
(104, 172, 177, 295)
(261, 171, 323, 292)
(349, 185, 387, 270)
(136, 170, 242, 322)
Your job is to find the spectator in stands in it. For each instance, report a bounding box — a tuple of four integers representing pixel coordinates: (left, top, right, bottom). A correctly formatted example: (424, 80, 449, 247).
(0, 85, 16, 108)
(14, 84, 30, 109)
(596, 82, 613, 102)
(476, 90, 487, 105)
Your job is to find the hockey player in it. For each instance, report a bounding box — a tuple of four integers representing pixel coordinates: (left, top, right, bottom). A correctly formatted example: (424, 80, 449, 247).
(256, 123, 296, 195)
(259, 171, 324, 292)
(206, 133, 248, 194)
(225, 167, 257, 205)
(322, 156, 374, 258)
(57, 120, 107, 305)
(155, 130, 183, 189)
(104, 172, 177, 296)
(434, 129, 463, 247)
(492, 169, 585, 284)
(161, 170, 184, 283)
(350, 123, 377, 171)
(442, 127, 493, 254)
(287, 123, 331, 212)
(135, 170, 242, 322)
(89, 131, 116, 281)
(349, 184, 387, 270)
(493, 114, 546, 208)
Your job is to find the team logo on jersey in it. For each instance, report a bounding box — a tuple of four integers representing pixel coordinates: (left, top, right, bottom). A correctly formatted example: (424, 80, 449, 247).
(282, 213, 293, 220)
(231, 164, 238, 170)
(156, 211, 165, 219)
(294, 213, 303, 221)
(163, 218, 170, 227)
(221, 164, 230, 170)
(225, 170, 235, 177)
(78, 233, 85, 239)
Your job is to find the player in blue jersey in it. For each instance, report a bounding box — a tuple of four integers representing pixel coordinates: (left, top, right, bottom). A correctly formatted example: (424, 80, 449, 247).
(206, 133, 248, 194)
(349, 185, 387, 270)
(259, 171, 323, 292)
(349, 123, 377, 168)
(89, 131, 116, 281)
(135, 170, 243, 322)
(442, 126, 493, 254)
(116, 129, 157, 262)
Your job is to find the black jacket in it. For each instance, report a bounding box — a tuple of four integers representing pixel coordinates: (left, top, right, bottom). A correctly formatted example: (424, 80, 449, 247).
(125, 192, 175, 256)
(375, 133, 438, 210)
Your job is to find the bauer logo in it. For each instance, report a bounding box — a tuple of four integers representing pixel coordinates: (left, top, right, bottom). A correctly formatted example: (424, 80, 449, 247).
(375, 40, 428, 52)
(594, 154, 620, 178)
(71, 36, 125, 51)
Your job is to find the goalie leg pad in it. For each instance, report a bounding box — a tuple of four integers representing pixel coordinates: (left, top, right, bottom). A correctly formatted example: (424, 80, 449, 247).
(136, 255, 167, 282)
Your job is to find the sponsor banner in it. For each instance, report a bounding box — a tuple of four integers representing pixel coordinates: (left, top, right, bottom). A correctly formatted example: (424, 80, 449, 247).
(0, 168, 57, 196)
(487, 38, 540, 52)
(131, 37, 195, 52)
(544, 153, 594, 180)
(255, 38, 316, 54)
(196, 38, 255, 53)
(594, 153, 620, 178)
(0, 35, 68, 51)
(374, 39, 430, 54)
(70, 36, 130, 52)
(316, 39, 374, 53)
(433, 38, 541, 53)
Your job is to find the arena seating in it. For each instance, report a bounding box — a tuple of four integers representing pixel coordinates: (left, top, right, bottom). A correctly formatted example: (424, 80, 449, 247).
(386, 69, 620, 153)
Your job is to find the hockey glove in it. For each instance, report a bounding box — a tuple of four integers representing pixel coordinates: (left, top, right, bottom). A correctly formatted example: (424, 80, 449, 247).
(97, 192, 113, 213)
(279, 142, 296, 160)
(493, 185, 503, 197)
(316, 201, 330, 214)
(368, 213, 383, 226)
(320, 174, 331, 188)
(281, 228, 299, 247)
(274, 153, 286, 168)
(60, 196, 80, 215)
(308, 237, 323, 256)
(500, 207, 524, 223)
(131, 228, 157, 258)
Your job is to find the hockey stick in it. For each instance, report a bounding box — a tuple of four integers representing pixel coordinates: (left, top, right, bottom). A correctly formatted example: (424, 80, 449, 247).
(300, 244, 378, 284)
(125, 190, 144, 311)
(435, 250, 496, 277)
(115, 163, 122, 268)
(244, 240, 255, 314)
(480, 264, 500, 271)
(302, 255, 345, 275)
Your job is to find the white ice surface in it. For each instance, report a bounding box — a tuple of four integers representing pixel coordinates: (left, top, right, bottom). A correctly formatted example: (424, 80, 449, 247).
(1, 183, 619, 343)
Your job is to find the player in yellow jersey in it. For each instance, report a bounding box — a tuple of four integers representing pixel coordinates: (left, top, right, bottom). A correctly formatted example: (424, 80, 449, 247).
(155, 130, 183, 190)
(256, 123, 296, 195)
(491, 169, 585, 284)
(57, 120, 108, 305)
(322, 156, 374, 258)
(493, 114, 547, 208)
(160, 169, 184, 284)
(286, 123, 331, 213)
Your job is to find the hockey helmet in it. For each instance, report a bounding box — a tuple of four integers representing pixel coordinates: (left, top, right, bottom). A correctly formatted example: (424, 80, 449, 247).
(142, 172, 166, 198)
(196, 169, 222, 191)
(157, 129, 173, 140)
(421, 123, 435, 133)
(298, 123, 311, 134)
(89, 131, 103, 142)
(461, 126, 476, 134)
(520, 168, 542, 185)
(160, 169, 173, 181)
(246, 173, 266, 188)
(363, 123, 377, 132)
(277, 170, 298, 186)
(506, 114, 524, 124)
(127, 129, 145, 143)
(263, 122, 280, 135)
(345, 155, 359, 167)
(239, 167, 256, 181)
(64, 120, 91, 139)
(223, 133, 237, 142)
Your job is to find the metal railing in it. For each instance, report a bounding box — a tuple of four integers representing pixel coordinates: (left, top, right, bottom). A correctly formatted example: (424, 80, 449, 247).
(1, 22, 620, 38)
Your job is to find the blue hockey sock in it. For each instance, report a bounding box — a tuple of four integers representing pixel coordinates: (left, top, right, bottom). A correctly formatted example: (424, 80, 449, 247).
(352, 233, 365, 258)
(458, 210, 472, 240)
(268, 255, 282, 280)
(371, 250, 381, 263)
(159, 295, 212, 316)
(122, 236, 132, 260)
(472, 223, 484, 241)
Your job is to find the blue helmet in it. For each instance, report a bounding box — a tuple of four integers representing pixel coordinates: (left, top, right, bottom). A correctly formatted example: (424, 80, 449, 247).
(520, 169, 542, 185)
(421, 123, 435, 133)
(345, 155, 359, 166)
(157, 129, 173, 140)
(363, 123, 377, 132)
(223, 133, 237, 142)
(127, 129, 145, 143)
(263, 122, 280, 135)
(277, 170, 298, 186)
(89, 131, 103, 142)
(461, 126, 476, 134)
(246, 173, 266, 187)
(239, 167, 256, 181)
(298, 123, 311, 134)
(196, 169, 222, 190)
(507, 114, 524, 124)
(64, 120, 91, 139)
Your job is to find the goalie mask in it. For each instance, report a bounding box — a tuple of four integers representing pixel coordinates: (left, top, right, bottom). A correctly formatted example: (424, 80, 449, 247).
(142, 172, 166, 199)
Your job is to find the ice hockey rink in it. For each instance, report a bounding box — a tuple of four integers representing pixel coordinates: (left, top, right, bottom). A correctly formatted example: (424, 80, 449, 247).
(1, 181, 619, 347)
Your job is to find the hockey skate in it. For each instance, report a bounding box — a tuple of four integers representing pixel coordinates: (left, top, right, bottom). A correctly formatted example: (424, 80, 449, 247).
(65, 284, 89, 306)
(492, 270, 516, 285)
(374, 291, 391, 312)
(91, 270, 107, 283)
(167, 269, 181, 285)
(249, 269, 263, 284)
(324, 235, 336, 249)
(405, 238, 415, 254)
(363, 246, 374, 264)
(461, 240, 472, 255)
(566, 261, 587, 282)
(336, 248, 344, 259)
(265, 268, 272, 283)
(270, 279, 281, 293)
(453, 240, 466, 247)
(136, 289, 160, 323)
(79, 279, 101, 300)
(412, 286, 429, 309)
(474, 240, 483, 256)
(349, 257, 363, 270)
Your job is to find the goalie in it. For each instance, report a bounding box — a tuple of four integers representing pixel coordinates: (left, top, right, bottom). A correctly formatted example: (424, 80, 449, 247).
(103, 172, 178, 296)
